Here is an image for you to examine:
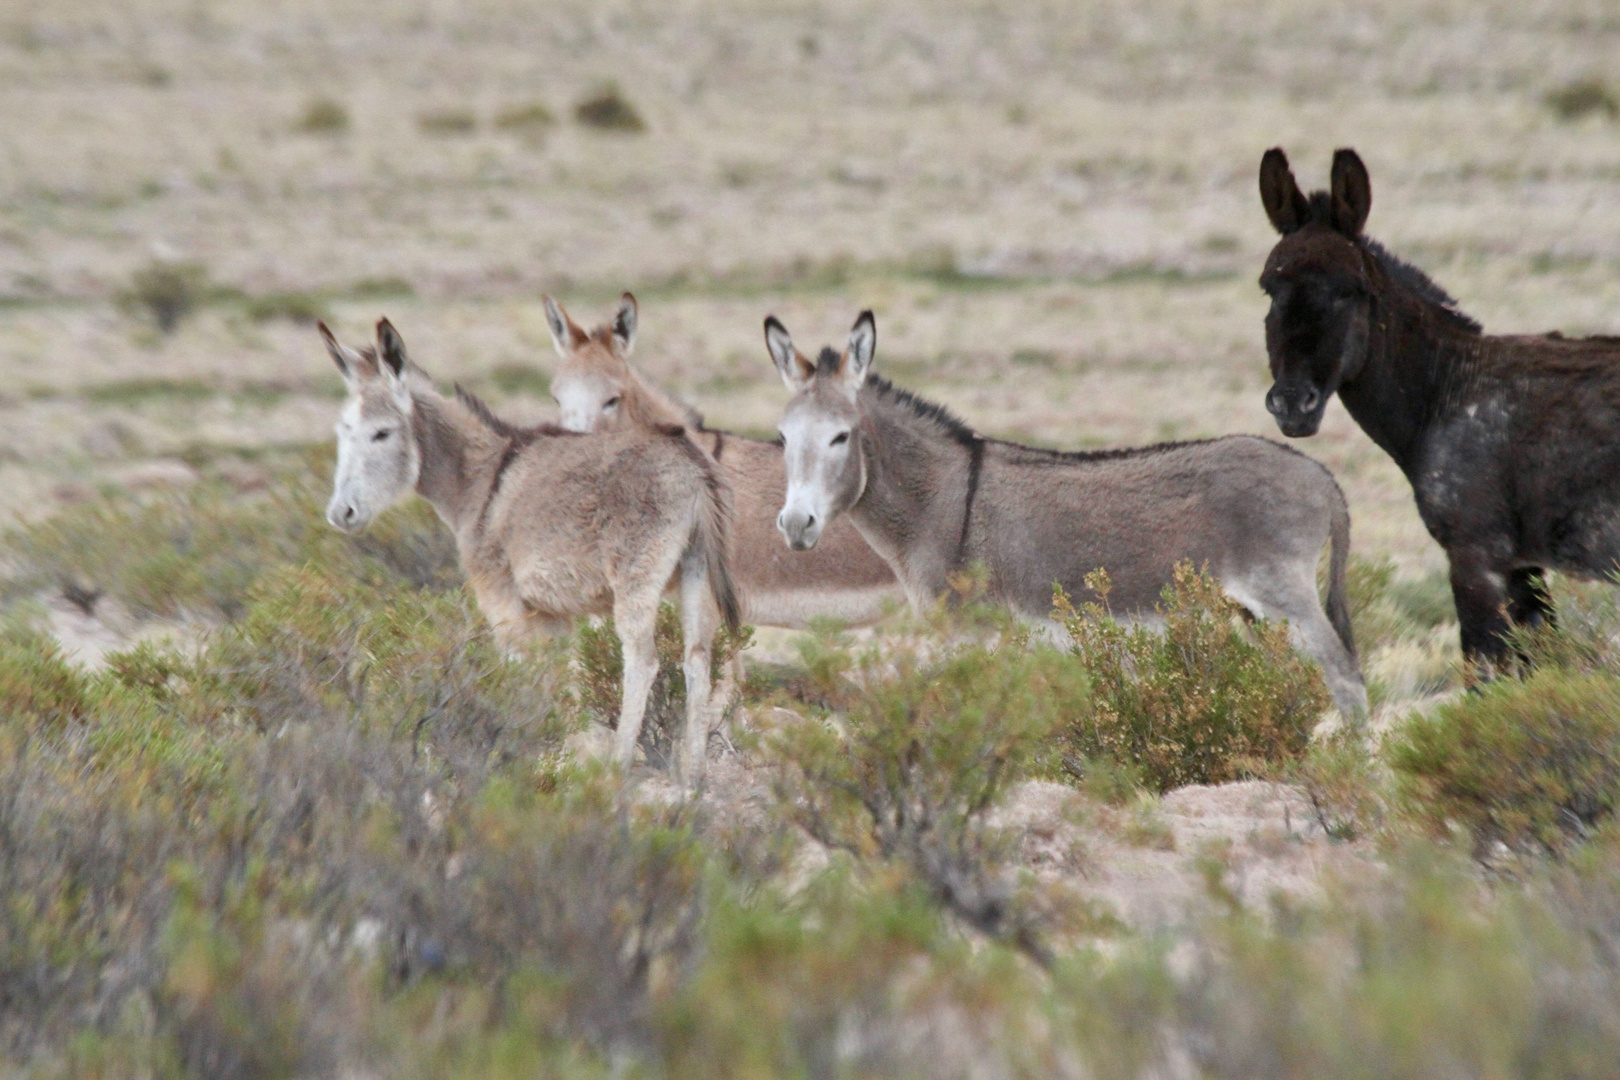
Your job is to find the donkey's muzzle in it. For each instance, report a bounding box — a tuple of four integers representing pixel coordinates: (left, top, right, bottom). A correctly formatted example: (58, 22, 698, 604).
(326, 499, 366, 534)
(777, 509, 822, 551)
(1265, 382, 1325, 438)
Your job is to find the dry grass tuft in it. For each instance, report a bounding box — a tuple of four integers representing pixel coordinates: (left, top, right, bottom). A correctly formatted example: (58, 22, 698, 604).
(574, 84, 647, 133)
(416, 108, 477, 136)
(293, 96, 350, 135)
(1545, 77, 1620, 121)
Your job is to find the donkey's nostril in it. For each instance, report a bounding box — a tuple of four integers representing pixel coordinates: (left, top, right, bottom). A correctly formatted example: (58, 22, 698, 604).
(804, 514, 816, 529)
(1300, 388, 1320, 412)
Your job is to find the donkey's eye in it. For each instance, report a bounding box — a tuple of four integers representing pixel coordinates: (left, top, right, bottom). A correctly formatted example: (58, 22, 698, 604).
(829, 431, 850, 447)
(604, 396, 621, 410)
(371, 429, 391, 443)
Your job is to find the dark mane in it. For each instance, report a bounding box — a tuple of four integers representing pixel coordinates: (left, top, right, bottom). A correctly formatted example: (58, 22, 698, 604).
(864, 374, 1284, 464)
(1302, 187, 1481, 334)
(452, 383, 570, 441)
(1362, 237, 1482, 334)
(864, 375, 977, 447)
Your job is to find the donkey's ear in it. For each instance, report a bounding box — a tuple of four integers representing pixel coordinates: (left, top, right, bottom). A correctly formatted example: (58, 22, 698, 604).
(319, 319, 352, 380)
(375, 318, 409, 379)
(611, 292, 638, 354)
(841, 310, 876, 395)
(764, 316, 813, 391)
(1329, 148, 1371, 238)
(542, 295, 589, 358)
(319, 320, 371, 384)
(1259, 147, 1310, 235)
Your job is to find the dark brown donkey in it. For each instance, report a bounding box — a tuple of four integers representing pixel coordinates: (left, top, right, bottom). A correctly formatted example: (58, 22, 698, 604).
(1258, 146, 1620, 664)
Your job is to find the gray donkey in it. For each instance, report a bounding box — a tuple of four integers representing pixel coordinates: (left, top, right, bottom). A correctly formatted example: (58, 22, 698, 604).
(322, 318, 740, 783)
(766, 311, 1367, 717)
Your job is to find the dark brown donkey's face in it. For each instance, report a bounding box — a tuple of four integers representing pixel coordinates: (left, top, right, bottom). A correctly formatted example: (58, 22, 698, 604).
(1257, 147, 1375, 438)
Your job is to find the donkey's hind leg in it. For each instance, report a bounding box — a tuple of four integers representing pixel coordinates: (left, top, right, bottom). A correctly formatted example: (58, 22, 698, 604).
(1233, 571, 1368, 720)
(677, 550, 722, 788)
(612, 589, 662, 770)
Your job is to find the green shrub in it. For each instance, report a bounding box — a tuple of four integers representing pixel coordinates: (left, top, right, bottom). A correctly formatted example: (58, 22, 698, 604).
(656, 872, 1014, 1078)
(0, 563, 585, 1072)
(416, 108, 477, 136)
(294, 96, 349, 135)
(494, 102, 556, 137)
(1546, 77, 1619, 122)
(1056, 562, 1330, 792)
(1506, 574, 1620, 677)
(1284, 728, 1386, 842)
(1147, 850, 1620, 1080)
(0, 623, 93, 729)
(4, 450, 459, 620)
(243, 290, 328, 324)
(573, 602, 752, 767)
(1391, 668, 1620, 859)
(764, 609, 1088, 962)
(573, 84, 646, 133)
(117, 258, 212, 333)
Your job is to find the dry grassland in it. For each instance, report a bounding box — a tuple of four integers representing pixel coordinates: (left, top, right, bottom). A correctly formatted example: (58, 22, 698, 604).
(3, 0, 1620, 676)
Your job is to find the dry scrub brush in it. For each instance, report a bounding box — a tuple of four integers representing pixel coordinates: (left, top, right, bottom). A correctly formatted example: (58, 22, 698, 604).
(762, 605, 1090, 966)
(1056, 562, 1331, 792)
(5, 449, 458, 621)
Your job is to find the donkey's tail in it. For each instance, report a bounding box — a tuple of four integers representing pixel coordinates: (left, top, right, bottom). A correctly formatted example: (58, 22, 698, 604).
(668, 426, 741, 633)
(1323, 481, 1359, 667)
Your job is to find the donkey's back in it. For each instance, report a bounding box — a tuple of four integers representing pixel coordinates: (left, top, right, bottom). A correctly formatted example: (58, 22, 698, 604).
(977, 434, 1345, 616)
(469, 423, 738, 631)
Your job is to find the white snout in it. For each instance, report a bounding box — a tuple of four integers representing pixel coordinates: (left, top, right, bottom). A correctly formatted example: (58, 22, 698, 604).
(326, 495, 367, 533)
(777, 490, 824, 551)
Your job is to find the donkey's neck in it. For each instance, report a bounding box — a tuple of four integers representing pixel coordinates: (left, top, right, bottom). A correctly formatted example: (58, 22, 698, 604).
(1337, 256, 1482, 474)
(626, 364, 704, 429)
(409, 390, 508, 532)
(847, 386, 977, 598)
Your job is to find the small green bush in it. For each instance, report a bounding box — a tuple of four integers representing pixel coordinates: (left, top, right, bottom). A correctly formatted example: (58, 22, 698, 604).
(294, 96, 350, 135)
(117, 258, 212, 333)
(765, 609, 1088, 962)
(0, 623, 93, 730)
(1343, 555, 1454, 653)
(243, 290, 328, 324)
(573, 84, 646, 133)
(573, 602, 751, 768)
(416, 108, 477, 136)
(1284, 728, 1386, 842)
(1546, 77, 1619, 122)
(494, 102, 556, 137)
(4, 449, 459, 620)
(1506, 574, 1620, 677)
(1056, 562, 1331, 792)
(1391, 668, 1620, 859)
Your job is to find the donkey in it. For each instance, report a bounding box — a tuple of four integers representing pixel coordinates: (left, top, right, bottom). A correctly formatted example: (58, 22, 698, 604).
(766, 311, 1368, 717)
(1258, 147, 1620, 666)
(320, 318, 739, 784)
(544, 292, 902, 629)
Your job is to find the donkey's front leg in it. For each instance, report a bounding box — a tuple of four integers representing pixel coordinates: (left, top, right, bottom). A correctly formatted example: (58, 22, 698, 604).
(613, 592, 661, 769)
(1448, 550, 1515, 674)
